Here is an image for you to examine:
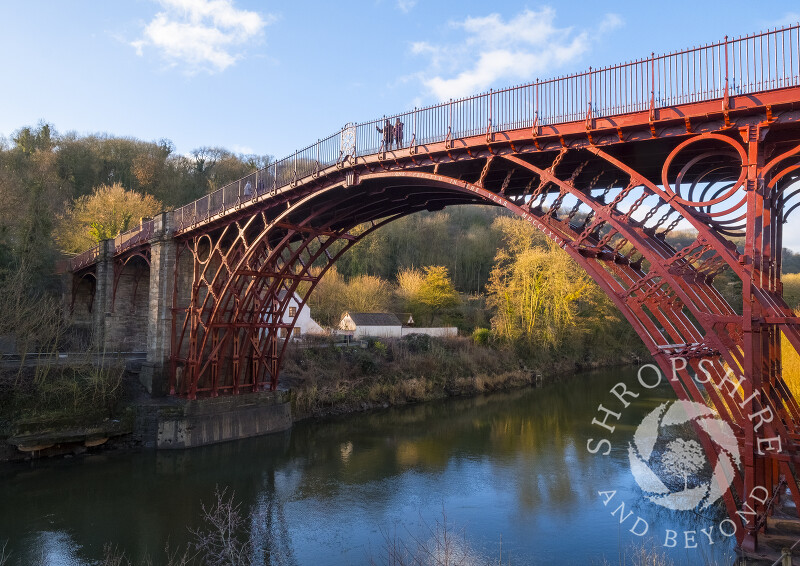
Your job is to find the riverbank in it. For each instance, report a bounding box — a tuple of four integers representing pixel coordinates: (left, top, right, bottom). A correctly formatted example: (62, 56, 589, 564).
(0, 335, 646, 460)
(0, 355, 134, 460)
(283, 334, 644, 420)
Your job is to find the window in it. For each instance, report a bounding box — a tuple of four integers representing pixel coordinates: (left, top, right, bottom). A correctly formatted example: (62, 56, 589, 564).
(280, 328, 287, 338)
(293, 327, 301, 337)
(288, 306, 297, 317)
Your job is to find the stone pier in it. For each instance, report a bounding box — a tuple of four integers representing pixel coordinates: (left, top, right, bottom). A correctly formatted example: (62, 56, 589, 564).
(140, 211, 176, 396)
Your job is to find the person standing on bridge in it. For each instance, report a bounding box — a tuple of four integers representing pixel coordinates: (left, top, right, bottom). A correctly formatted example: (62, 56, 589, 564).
(243, 180, 253, 198)
(377, 118, 393, 151)
(394, 118, 404, 149)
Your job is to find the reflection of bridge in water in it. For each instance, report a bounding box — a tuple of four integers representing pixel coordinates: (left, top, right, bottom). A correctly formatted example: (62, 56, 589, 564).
(66, 25, 800, 553)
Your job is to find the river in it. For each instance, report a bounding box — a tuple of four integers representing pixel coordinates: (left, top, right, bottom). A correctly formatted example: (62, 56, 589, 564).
(0, 367, 738, 565)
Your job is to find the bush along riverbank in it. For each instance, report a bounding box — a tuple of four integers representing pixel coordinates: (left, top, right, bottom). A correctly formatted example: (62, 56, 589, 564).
(0, 356, 135, 460)
(283, 333, 647, 420)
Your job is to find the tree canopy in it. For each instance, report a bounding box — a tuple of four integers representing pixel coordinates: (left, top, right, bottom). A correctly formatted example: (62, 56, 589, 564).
(55, 183, 163, 253)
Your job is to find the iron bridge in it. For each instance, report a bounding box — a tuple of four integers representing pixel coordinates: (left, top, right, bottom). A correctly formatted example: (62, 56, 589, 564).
(66, 25, 800, 552)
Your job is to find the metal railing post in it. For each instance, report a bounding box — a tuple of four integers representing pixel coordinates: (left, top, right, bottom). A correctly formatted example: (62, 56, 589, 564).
(649, 53, 656, 121)
(411, 107, 417, 148)
(586, 67, 593, 129)
(446, 99, 452, 147)
(724, 35, 730, 106)
(532, 79, 539, 136)
(487, 88, 493, 141)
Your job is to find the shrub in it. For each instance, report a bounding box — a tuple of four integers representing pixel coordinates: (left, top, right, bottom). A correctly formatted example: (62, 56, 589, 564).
(402, 333, 431, 353)
(472, 327, 490, 345)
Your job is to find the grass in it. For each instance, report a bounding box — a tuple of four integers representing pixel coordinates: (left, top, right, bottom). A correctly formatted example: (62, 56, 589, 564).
(0, 357, 125, 436)
(285, 334, 638, 419)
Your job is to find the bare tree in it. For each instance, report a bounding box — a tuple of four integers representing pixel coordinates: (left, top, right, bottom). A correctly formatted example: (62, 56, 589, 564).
(100, 544, 129, 566)
(662, 438, 705, 491)
(371, 510, 492, 566)
(0, 541, 9, 566)
(189, 486, 254, 566)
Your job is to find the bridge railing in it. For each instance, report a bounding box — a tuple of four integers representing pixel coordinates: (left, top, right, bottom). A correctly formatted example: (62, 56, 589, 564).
(114, 218, 154, 255)
(71, 24, 800, 263)
(70, 245, 100, 271)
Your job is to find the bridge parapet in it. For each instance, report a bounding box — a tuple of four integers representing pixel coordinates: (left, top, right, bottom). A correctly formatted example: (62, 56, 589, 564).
(160, 25, 800, 238)
(70, 244, 100, 272)
(64, 24, 800, 267)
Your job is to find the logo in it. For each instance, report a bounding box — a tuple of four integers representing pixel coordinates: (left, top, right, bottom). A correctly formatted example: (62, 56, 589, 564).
(628, 400, 740, 511)
(586, 359, 783, 550)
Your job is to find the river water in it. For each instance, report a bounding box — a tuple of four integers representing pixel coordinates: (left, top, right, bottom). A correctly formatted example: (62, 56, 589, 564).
(0, 367, 738, 565)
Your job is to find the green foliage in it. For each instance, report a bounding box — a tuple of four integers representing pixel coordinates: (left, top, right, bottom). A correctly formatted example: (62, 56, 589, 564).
(396, 266, 426, 323)
(784, 273, 800, 310)
(417, 266, 460, 324)
(373, 341, 388, 356)
(336, 207, 507, 293)
(783, 248, 800, 274)
(472, 327, 490, 344)
(13, 122, 55, 155)
(395, 265, 460, 325)
(1, 361, 124, 435)
(0, 122, 273, 302)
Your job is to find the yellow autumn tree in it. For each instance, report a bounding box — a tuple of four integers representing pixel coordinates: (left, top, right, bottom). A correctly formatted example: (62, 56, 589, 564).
(486, 216, 589, 347)
(56, 183, 163, 253)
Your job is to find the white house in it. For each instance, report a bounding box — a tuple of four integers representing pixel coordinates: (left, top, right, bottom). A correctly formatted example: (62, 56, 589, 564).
(269, 290, 324, 340)
(338, 312, 403, 338)
(338, 312, 458, 339)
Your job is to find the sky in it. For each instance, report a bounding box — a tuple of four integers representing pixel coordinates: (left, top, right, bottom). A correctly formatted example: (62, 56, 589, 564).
(3, 0, 800, 246)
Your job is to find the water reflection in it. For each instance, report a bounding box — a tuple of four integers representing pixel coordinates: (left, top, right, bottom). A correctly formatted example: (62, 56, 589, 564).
(0, 368, 735, 565)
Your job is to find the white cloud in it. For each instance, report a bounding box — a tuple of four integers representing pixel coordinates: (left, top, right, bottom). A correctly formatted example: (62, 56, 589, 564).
(773, 12, 800, 26)
(231, 144, 255, 155)
(599, 13, 623, 34)
(132, 0, 273, 73)
(412, 8, 624, 101)
(397, 0, 417, 13)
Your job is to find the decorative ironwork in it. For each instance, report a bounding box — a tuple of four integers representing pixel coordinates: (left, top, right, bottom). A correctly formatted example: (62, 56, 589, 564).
(340, 123, 356, 163)
(64, 25, 800, 552)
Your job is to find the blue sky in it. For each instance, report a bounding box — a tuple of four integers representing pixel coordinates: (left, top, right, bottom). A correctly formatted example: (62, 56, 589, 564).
(3, 1, 800, 245)
(2, 1, 798, 158)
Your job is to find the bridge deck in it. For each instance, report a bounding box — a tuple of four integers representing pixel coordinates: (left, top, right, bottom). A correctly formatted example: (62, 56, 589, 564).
(68, 25, 800, 271)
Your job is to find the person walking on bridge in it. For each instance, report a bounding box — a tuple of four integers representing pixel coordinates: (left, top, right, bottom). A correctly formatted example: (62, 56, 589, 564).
(394, 118, 404, 149)
(377, 118, 393, 151)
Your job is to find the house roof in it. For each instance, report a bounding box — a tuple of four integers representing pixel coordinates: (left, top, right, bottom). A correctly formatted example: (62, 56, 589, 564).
(345, 312, 402, 327)
(275, 289, 300, 301)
